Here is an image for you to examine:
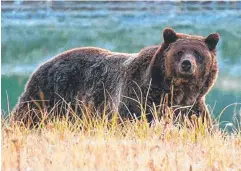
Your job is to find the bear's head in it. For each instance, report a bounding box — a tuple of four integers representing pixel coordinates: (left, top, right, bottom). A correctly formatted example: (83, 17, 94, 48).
(161, 28, 219, 84)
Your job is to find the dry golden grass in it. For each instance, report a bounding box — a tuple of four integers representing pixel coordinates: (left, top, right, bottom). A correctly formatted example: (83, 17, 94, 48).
(2, 106, 241, 171)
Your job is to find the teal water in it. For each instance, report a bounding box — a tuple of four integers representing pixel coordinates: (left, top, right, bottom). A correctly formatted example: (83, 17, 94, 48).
(1, 1, 241, 126)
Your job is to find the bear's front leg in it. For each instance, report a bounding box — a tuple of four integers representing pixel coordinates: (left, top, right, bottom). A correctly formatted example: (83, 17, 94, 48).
(192, 98, 212, 127)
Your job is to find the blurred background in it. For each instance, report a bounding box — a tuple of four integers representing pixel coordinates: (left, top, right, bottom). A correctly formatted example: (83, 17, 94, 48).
(1, 1, 241, 126)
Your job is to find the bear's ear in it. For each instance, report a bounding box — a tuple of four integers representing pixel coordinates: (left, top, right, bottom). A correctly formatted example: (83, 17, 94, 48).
(163, 28, 177, 44)
(205, 33, 220, 51)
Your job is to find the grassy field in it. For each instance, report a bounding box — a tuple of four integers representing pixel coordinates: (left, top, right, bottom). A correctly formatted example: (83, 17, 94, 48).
(1, 106, 241, 171)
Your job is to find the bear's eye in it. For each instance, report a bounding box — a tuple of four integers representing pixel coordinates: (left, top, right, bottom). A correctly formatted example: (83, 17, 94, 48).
(194, 51, 203, 62)
(177, 51, 183, 57)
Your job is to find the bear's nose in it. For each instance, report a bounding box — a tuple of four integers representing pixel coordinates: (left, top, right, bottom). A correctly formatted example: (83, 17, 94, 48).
(181, 60, 192, 72)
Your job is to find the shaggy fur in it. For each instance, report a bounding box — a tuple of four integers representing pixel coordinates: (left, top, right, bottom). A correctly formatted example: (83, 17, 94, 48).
(13, 28, 219, 125)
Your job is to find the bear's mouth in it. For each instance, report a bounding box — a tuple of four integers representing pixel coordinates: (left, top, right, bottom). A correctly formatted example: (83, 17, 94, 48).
(173, 71, 197, 85)
(179, 71, 194, 77)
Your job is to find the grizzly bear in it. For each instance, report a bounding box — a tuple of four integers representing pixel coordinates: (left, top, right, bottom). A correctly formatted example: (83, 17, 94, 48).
(13, 28, 219, 125)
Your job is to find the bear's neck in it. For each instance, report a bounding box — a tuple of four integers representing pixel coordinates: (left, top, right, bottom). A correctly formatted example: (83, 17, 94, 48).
(127, 45, 170, 105)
